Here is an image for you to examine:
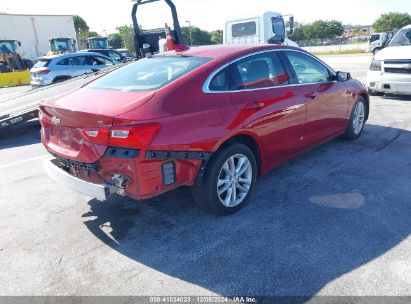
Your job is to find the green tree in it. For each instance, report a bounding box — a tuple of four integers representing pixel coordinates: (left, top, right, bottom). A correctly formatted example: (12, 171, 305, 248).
(108, 33, 123, 49)
(210, 30, 223, 44)
(73, 15, 89, 49)
(181, 26, 212, 46)
(325, 20, 344, 38)
(116, 25, 136, 53)
(288, 22, 305, 42)
(301, 20, 344, 41)
(73, 15, 89, 34)
(373, 12, 411, 32)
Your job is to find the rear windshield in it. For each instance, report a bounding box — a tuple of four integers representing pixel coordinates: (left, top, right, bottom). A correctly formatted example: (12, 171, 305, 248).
(33, 59, 50, 68)
(232, 21, 257, 37)
(89, 55, 211, 92)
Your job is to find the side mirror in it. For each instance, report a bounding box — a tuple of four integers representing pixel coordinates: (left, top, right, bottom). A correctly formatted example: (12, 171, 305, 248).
(18, 41, 22, 46)
(336, 71, 352, 82)
(268, 35, 285, 45)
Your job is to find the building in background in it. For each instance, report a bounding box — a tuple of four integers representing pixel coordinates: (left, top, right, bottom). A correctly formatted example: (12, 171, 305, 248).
(0, 13, 77, 62)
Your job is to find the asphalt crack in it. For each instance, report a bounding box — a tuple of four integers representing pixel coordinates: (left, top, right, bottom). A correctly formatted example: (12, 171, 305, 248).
(376, 131, 402, 152)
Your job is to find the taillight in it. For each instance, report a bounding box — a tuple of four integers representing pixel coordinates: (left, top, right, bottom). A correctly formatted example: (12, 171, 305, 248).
(81, 129, 109, 145)
(81, 123, 160, 149)
(37, 69, 50, 75)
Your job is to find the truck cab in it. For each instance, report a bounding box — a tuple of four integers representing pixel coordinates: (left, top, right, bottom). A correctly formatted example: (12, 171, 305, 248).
(87, 37, 110, 50)
(224, 12, 297, 47)
(367, 24, 411, 95)
(368, 32, 394, 54)
(48, 38, 77, 55)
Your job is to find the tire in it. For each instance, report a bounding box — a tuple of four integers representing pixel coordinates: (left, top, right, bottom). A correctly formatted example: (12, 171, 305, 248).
(342, 97, 367, 140)
(52, 76, 71, 84)
(23, 59, 34, 69)
(367, 87, 383, 96)
(192, 143, 257, 216)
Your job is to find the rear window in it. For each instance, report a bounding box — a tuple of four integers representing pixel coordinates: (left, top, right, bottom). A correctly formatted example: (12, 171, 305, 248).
(232, 21, 257, 38)
(89, 55, 211, 92)
(33, 59, 50, 68)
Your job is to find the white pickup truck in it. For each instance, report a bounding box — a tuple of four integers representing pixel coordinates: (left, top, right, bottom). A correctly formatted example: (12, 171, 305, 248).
(224, 12, 298, 47)
(367, 24, 411, 96)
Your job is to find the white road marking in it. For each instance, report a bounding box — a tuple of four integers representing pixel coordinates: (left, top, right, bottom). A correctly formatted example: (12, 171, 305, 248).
(0, 155, 50, 170)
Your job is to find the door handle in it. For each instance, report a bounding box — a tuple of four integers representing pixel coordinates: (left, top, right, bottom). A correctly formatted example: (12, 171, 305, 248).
(304, 91, 318, 99)
(245, 102, 265, 110)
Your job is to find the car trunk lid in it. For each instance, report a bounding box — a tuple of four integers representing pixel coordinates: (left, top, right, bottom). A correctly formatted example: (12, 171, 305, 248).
(40, 88, 155, 163)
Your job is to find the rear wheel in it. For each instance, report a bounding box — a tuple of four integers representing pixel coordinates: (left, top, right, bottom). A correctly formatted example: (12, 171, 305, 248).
(343, 97, 367, 140)
(52, 76, 71, 84)
(192, 143, 257, 215)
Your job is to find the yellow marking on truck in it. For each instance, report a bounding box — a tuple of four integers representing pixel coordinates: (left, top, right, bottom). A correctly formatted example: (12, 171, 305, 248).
(0, 70, 31, 87)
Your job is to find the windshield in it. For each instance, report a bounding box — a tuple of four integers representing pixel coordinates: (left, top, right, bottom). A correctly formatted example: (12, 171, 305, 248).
(91, 38, 109, 49)
(89, 55, 211, 92)
(51, 39, 71, 52)
(0, 41, 16, 53)
(370, 34, 380, 43)
(389, 28, 411, 46)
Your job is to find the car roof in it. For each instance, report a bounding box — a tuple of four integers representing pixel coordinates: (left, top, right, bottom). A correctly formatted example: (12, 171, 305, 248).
(173, 44, 299, 60)
(38, 52, 113, 61)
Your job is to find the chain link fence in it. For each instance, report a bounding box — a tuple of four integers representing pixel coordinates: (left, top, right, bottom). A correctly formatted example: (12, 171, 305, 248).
(296, 36, 370, 53)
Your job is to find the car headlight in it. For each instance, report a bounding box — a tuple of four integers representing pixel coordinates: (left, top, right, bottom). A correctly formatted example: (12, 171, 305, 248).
(370, 59, 382, 71)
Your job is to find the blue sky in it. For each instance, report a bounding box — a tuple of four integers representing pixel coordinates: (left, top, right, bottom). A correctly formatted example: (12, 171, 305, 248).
(1, 0, 410, 35)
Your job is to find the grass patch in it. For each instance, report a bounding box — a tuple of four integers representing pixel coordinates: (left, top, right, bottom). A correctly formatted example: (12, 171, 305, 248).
(312, 49, 368, 55)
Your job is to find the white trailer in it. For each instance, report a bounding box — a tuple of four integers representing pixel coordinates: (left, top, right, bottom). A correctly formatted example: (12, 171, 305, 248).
(0, 13, 77, 62)
(224, 12, 298, 47)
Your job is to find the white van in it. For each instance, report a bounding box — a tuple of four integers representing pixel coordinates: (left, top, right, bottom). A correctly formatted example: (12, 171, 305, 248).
(367, 24, 411, 95)
(224, 12, 298, 47)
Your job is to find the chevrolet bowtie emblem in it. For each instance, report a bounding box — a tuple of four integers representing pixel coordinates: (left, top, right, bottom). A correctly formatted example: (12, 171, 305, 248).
(51, 116, 61, 125)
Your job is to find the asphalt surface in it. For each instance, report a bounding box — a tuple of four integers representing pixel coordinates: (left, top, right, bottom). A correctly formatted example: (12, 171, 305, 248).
(0, 54, 410, 297)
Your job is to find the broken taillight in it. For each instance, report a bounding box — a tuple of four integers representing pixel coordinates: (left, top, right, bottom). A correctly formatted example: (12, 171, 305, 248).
(81, 123, 160, 149)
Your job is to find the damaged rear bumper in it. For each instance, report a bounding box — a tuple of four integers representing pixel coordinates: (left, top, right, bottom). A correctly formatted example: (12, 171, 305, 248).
(43, 158, 110, 201)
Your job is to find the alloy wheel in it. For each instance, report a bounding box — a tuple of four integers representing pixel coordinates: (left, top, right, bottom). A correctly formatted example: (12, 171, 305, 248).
(216, 154, 252, 208)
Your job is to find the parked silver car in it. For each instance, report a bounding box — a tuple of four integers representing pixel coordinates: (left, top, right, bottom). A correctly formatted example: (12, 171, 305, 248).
(30, 52, 115, 86)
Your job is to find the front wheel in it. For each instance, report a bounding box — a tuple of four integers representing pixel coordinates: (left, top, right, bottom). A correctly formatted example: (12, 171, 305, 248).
(343, 97, 367, 140)
(192, 143, 257, 215)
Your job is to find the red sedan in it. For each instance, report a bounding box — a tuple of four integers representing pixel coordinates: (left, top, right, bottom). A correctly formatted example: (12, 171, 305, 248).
(40, 45, 369, 215)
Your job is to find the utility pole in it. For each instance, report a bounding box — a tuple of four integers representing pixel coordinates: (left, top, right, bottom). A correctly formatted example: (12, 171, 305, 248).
(185, 20, 192, 46)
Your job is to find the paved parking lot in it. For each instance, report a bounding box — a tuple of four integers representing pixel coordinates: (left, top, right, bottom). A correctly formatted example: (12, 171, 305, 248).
(0, 54, 410, 297)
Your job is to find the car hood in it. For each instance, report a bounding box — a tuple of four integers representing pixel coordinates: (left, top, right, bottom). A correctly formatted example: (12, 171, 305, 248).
(41, 87, 155, 117)
(375, 45, 411, 60)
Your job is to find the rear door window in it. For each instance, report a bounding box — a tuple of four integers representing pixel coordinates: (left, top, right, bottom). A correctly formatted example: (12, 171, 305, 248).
(229, 52, 290, 90)
(209, 67, 230, 91)
(67, 56, 88, 66)
(56, 58, 69, 66)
